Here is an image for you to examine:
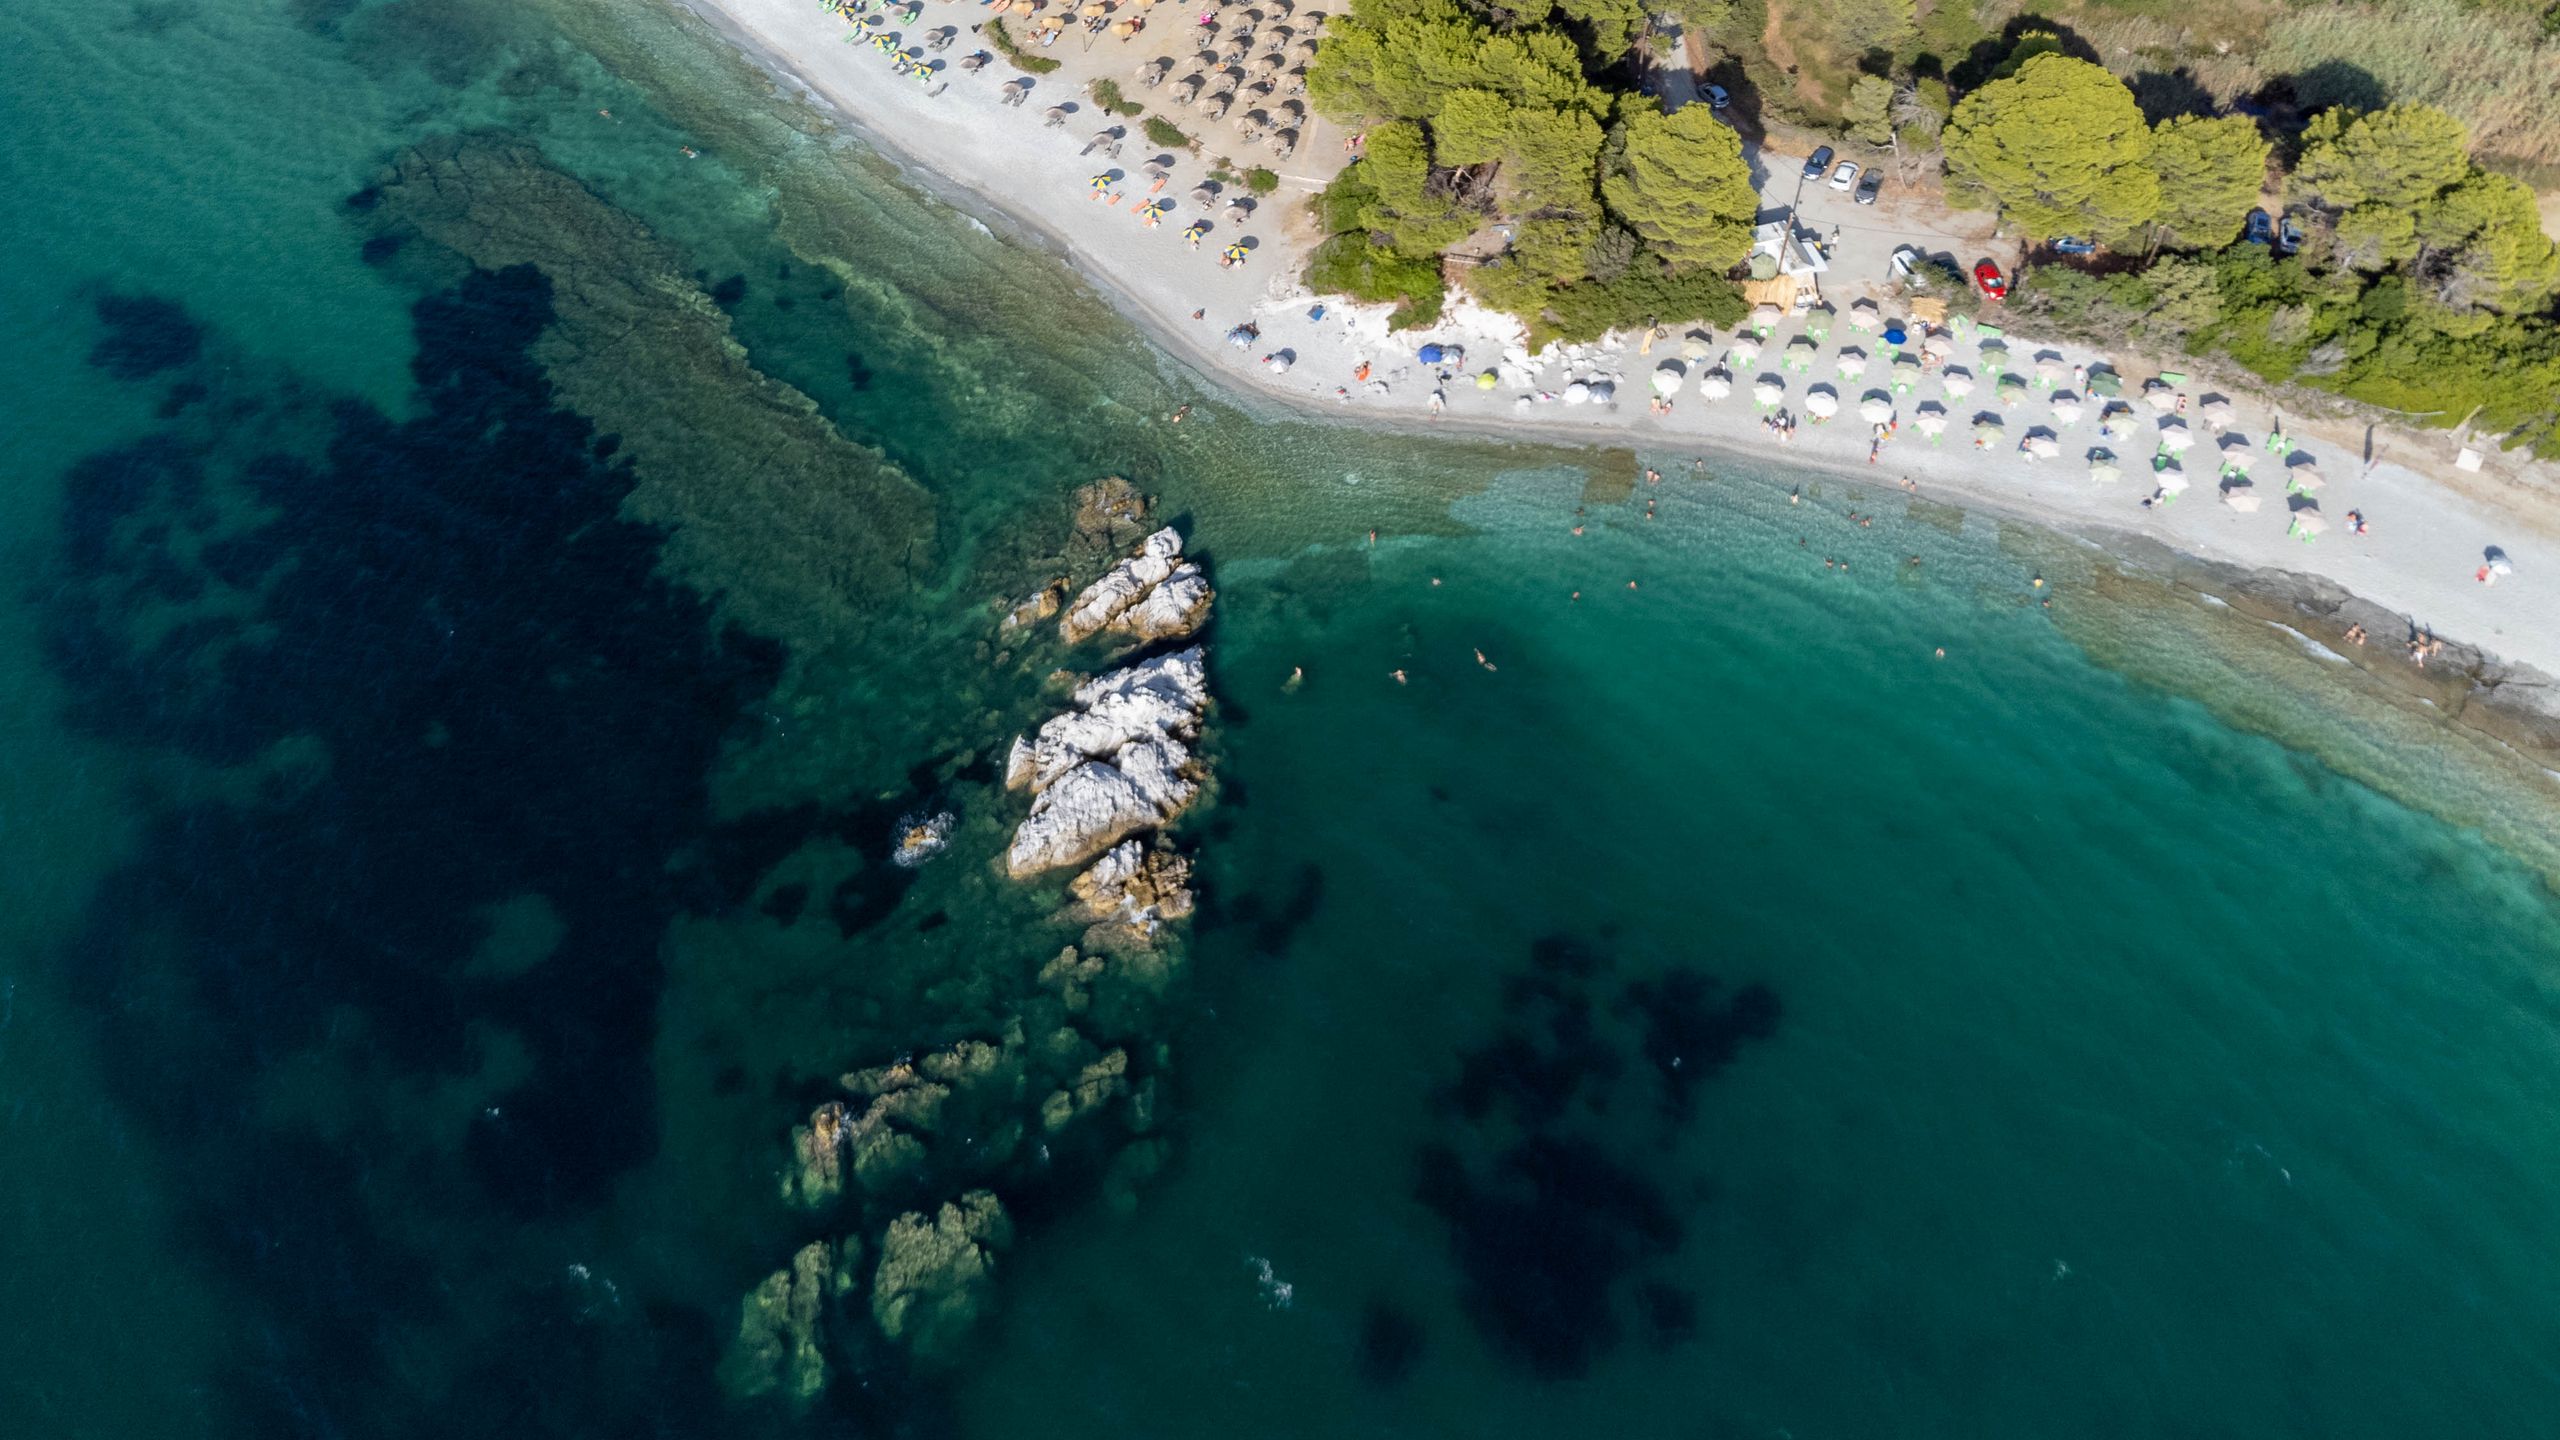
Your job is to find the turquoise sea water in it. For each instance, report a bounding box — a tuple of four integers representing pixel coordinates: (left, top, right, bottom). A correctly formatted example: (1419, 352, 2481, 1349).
(3, 2, 2559, 1437)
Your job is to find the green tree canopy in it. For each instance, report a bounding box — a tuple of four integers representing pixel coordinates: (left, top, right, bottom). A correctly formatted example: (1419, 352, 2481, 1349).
(1845, 75, 1894, 148)
(1943, 53, 2158, 241)
(2147, 115, 2270, 250)
(1599, 104, 1758, 272)
(2292, 103, 2474, 213)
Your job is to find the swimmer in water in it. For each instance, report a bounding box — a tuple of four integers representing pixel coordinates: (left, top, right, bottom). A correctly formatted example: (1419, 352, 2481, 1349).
(680, 145, 699, 159)
(1789, 485, 1801, 505)
(1429, 577, 1442, 587)
(1570, 590, 1581, 601)
(1934, 647, 1945, 659)
(1572, 524, 1584, 535)
(1644, 468, 1660, 485)
(2031, 574, 2044, 588)
(1390, 669, 1407, 685)
(1474, 649, 1496, 672)
(1627, 580, 1640, 590)
(1368, 529, 1377, 547)
(1283, 666, 1304, 692)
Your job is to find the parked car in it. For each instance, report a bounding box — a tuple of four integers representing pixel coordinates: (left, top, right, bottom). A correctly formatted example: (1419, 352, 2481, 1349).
(1704, 83, 1731, 109)
(1889, 244, 1921, 279)
(1973, 260, 2008, 301)
(2276, 213, 2304, 253)
(1855, 170, 1883, 205)
(2243, 209, 2274, 246)
(1802, 146, 1834, 181)
(1828, 160, 1861, 192)
(2050, 236, 2097, 256)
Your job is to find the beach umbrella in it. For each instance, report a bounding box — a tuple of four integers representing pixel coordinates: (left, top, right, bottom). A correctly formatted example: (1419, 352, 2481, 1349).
(1698, 368, 1733, 400)
(2087, 370, 2122, 398)
(1784, 335, 1817, 372)
(1753, 377, 1784, 408)
(1972, 419, 2003, 447)
(1978, 340, 2008, 373)
(1835, 347, 1869, 379)
(2159, 422, 2194, 453)
(1805, 386, 1840, 418)
(1223, 325, 1255, 348)
(1883, 325, 1907, 348)
(1848, 299, 1881, 331)
(2027, 435, 2062, 460)
(1914, 412, 1948, 441)
(2036, 355, 2068, 387)
(1891, 355, 1922, 393)
(2200, 397, 2236, 430)
(1262, 350, 1293, 373)
(2222, 486, 2261, 512)
(2286, 462, 2325, 493)
(1751, 302, 1784, 333)
(1922, 332, 1954, 359)
(1680, 333, 1715, 361)
(1476, 369, 1498, 390)
(2089, 458, 2123, 484)
(1418, 343, 1446, 365)
(1996, 373, 2028, 406)
(1805, 306, 1834, 340)
(2289, 511, 2328, 542)
(1939, 368, 1974, 400)
(2220, 447, 2256, 475)
(2156, 463, 2189, 493)
(2049, 393, 2083, 425)
(1221, 241, 1249, 266)
(1859, 393, 1894, 424)
(1652, 362, 1686, 396)
(1563, 380, 1592, 405)
(2144, 385, 2177, 415)
(1588, 380, 1616, 403)
(1089, 172, 1117, 193)
(1727, 335, 1763, 365)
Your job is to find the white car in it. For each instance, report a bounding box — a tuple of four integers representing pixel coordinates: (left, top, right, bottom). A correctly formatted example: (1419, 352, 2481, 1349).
(1827, 160, 1861, 192)
(1889, 244, 1920, 279)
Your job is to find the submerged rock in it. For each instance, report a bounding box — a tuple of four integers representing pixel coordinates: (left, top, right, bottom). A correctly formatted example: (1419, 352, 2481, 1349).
(872, 1190, 1013, 1361)
(1000, 580, 1064, 633)
(1070, 476, 1153, 557)
(891, 810, 955, 868)
(781, 1100, 850, 1210)
(1060, 527, 1215, 646)
(721, 1236, 862, 1405)
(1006, 648, 1209, 876)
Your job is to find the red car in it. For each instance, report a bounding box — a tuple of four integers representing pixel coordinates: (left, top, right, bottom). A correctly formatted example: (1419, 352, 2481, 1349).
(1974, 260, 2008, 301)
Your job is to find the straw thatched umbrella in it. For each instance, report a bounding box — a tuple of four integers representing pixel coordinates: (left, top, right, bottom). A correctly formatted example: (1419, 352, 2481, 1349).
(2049, 393, 2083, 425)
(2157, 463, 2190, 493)
(1891, 354, 1922, 393)
(1922, 332, 1954, 359)
(1698, 368, 1733, 400)
(2159, 421, 2194, 453)
(1784, 335, 1817, 372)
(1835, 347, 1869, 379)
(1859, 393, 1894, 424)
(2089, 457, 2123, 484)
(1848, 298, 1881, 331)
(1978, 341, 2009, 375)
(2220, 446, 2256, 475)
(2222, 486, 2261, 512)
(1680, 333, 1715, 361)
(1727, 334, 1763, 366)
(2200, 396, 2235, 430)
(1805, 385, 1840, 418)
(1652, 361, 1686, 396)
(1972, 417, 2003, 444)
(1997, 373, 2028, 404)
(1753, 376, 1784, 408)
(2036, 355, 2068, 387)
(2027, 434, 2062, 459)
(1914, 412, 1948, 442)
(1805, 305, 1835, 340)
(2286, 462, 2325, 493)
(2143, 383, 2177, 414)
(1939, 367, 1974, 398)
(1751, 302, 1785, 334)
(2289, 510, 2329, 541)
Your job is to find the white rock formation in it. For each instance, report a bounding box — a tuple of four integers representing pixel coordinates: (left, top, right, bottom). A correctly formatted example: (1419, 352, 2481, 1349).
(1006, 648, 1209, 876)
(1059, 527, 1214, 645)
(1069, 840, 1196, 926)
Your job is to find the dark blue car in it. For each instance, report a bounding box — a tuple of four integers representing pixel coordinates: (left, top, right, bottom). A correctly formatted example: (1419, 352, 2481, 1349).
(1802, 146, 1834, 181)
(2243, 209, 2274, 246)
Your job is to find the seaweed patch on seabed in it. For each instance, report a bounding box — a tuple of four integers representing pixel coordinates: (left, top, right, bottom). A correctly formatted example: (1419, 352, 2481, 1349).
(1417, 934, 1778, 1380)
(45, 271, 796, 1439)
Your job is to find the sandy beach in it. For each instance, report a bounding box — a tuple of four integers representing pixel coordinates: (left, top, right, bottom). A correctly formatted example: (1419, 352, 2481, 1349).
(679, 0, 2560, 728)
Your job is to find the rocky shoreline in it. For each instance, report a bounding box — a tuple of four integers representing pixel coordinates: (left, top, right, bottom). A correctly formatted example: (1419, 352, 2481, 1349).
(723, 479, 1217, 1404)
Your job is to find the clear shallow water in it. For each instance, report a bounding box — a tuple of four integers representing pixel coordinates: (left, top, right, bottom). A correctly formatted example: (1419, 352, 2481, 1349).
(2, 2, 2558, 1438)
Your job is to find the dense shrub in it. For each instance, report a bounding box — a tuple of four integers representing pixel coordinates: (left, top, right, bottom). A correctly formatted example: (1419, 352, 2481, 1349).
(1305, 232, 1447, 330)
